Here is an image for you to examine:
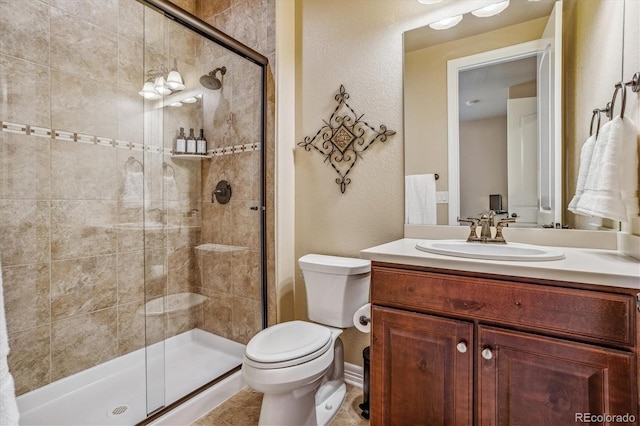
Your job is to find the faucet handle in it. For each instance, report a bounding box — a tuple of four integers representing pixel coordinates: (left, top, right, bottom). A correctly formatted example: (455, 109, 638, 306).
(457, 217, 479, 241)
(457, 217, 479, 226)
(493, 218, 516, 243)
(496, 217, 516, 228)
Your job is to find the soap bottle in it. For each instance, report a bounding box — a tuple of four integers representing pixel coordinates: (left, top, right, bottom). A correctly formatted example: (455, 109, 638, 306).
(196, 129, 207, 155)
(175, 127, 186, 154)
(186, 128, 197, 154)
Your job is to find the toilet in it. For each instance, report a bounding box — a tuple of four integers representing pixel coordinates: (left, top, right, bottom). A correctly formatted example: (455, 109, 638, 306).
(242, 254, 371, 426)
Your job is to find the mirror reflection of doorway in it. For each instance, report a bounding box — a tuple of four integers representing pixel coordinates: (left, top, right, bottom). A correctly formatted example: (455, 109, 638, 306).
(448, 1, 562, 227)
(458, 56, 538, 222)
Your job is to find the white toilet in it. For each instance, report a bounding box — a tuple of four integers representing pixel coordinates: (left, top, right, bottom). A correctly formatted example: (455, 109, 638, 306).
(242, 254, 371, 426)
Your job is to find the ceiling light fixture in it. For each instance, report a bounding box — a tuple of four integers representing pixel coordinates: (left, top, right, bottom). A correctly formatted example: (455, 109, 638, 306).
(471, 0, 510, 17)
(429, 15, 463, 30)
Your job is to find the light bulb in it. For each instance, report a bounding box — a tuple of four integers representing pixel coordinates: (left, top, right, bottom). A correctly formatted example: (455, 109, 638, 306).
(138, 81, 161, 100)
(471, 0, 510, 17)
(429, 15, 463, 30)
(166, 70, 185, 91)
(154, 75, 172, 95)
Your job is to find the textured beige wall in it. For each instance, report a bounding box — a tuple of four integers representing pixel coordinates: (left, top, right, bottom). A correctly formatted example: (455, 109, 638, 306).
(291, 0, 639, 368)
(563, 0, 627, 230)
(295, 0, 409, 366)
(404, 18, 546, 224)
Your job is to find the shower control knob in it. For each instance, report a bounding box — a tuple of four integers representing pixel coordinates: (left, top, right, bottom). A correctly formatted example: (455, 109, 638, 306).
(212, 180, 232, 204)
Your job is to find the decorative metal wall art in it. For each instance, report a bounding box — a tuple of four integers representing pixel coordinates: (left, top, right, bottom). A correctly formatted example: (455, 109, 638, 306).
(297, 85, 396, 193)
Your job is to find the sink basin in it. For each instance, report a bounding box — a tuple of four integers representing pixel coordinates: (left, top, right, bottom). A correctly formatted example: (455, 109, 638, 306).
(415, 239, 565, 261)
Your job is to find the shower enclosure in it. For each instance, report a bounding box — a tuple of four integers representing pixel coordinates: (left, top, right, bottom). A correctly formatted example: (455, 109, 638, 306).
(0, 0, 268, 423)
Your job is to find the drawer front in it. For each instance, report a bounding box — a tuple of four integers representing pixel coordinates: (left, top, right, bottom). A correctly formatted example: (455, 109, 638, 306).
(372, 266, 635, 348)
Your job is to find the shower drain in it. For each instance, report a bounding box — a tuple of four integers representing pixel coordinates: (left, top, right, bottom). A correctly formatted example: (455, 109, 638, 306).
(108, 404, 130, 417)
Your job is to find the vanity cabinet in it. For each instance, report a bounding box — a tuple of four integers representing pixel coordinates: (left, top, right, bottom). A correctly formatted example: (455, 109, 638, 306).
(370, 263, 638, 425)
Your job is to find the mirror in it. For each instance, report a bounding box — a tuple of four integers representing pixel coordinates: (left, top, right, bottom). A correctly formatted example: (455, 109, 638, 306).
(404, 0, 626, 230)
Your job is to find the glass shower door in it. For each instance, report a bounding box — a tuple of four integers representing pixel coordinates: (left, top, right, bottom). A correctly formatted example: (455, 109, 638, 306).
(140, 0, 266, 415)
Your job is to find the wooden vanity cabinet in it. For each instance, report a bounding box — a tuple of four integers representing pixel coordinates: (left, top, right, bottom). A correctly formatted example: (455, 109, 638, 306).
(370, 263, 638, 426)
(372, 305, 473, 424)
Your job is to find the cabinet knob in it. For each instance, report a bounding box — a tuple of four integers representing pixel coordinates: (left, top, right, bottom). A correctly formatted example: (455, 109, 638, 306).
(456, 342, 467, 353)
(481, 348, 493, 360)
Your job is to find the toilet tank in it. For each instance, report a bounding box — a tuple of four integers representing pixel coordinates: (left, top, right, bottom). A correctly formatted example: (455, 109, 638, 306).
(299, 254, 371, 328)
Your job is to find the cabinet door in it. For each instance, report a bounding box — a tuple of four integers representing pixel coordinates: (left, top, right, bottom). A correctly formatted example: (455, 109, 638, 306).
(478, 326, 638, 425)
(371, 306, 473, 426)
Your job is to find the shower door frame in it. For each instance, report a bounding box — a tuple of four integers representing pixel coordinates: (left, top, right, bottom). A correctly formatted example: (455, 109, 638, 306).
(137, 0, 269, 422)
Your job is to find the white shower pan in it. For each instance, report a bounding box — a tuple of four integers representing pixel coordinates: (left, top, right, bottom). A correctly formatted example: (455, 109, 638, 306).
(17, 329, 245, 425)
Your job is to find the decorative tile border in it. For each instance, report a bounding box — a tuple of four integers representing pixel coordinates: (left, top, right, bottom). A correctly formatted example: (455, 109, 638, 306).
(208, 143, 260, 157)
(1, 121, 260, 157)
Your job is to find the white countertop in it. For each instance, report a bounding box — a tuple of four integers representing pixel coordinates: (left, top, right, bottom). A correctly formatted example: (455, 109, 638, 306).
(361, 238, 640, 290)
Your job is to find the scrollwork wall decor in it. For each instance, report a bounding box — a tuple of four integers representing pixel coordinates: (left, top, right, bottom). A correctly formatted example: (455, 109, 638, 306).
(297, 85, 396, 193)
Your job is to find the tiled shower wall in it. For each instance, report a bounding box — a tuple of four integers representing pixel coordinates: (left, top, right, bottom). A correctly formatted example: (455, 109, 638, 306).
(0, 0, 276, 397)
(191, 0, 277, 337)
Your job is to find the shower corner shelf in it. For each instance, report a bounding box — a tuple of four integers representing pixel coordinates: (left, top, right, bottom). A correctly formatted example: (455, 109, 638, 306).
(171, 153, 212, 159)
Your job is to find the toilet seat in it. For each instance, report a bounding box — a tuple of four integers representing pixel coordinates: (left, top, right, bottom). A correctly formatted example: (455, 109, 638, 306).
(245, 321, 332, 369)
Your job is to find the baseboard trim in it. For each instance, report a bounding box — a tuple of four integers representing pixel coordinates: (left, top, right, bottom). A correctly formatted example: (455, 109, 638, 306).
(344, 362, 364, 388)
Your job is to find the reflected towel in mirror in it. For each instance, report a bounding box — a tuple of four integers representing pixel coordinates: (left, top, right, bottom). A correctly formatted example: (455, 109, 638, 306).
(405, 174, 437, 225)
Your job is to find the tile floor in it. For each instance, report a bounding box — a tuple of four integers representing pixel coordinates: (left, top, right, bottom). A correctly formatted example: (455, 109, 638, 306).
(192, 384, 369, 425)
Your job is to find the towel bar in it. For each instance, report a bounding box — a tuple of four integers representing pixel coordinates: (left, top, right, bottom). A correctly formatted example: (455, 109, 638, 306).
(125, 156, 143, 172)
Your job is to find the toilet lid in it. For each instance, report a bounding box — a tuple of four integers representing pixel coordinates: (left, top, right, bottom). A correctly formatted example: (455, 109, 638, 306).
(245, 321, 332, 364)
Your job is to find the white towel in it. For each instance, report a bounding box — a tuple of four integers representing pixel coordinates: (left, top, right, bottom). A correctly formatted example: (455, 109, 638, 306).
(576, 115, 639, 222)
(568, 132, 597, 214)
(405, 174, 437, 225)
(0, 260, 20, 426)
(122, 171, 150, 209)
(163, 176, 180, 202)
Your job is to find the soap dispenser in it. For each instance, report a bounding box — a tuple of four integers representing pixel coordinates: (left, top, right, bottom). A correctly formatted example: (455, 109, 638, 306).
(196, 128, 207, 155)
(186, 128, 197, 154)
(175, 127, 186, 154)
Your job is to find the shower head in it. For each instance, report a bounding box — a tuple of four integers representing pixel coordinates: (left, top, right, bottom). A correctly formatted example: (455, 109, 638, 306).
(200, 66, 226, 90)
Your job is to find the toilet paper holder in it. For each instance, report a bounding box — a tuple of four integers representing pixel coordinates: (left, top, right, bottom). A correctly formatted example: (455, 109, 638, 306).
(359, 315, 370, 326)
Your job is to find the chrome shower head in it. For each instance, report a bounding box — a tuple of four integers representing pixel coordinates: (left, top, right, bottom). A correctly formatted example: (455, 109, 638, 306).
(200, 66, 226, 90)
